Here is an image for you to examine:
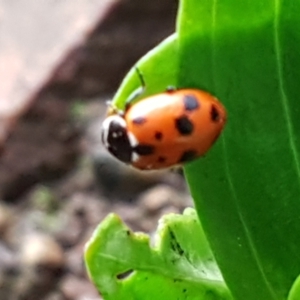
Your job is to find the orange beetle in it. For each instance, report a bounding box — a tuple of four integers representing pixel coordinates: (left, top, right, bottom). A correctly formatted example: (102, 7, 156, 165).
(101, 69, 226, 170)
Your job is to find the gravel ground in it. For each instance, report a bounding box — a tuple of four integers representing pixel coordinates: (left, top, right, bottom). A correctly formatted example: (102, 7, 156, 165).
(0, 1, 191, 299)
(0, 99, 192, 300)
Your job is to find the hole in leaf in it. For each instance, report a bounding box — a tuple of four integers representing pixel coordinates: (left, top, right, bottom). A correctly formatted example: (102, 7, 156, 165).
(116, 269, 134, 280)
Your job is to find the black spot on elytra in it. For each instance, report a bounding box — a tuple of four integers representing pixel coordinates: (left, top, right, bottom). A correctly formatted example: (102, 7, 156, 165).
(211, 104, 220, 122)
(132, 116, 147, 125)
(183, 94, 199, 111)
(154, 131, 163, 141)
(134, 144, 155, 156)
(179, 150, 198, 163)
(175, 115, 194, 135)
(157, 156, 166, 163)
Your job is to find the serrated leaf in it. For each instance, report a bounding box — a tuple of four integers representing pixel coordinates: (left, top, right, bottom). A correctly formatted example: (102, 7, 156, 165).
(85, 208, 233, 300)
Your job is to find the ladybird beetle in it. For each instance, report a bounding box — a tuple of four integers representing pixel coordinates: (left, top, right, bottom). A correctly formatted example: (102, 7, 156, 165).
(101, 68, 226, 170)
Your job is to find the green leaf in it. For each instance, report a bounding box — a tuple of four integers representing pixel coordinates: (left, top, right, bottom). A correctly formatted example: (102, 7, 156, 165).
(178, 0, 300, 300)
(288, 275, 300, 300)
(85, 208, 233, 300)
(113, 33, 178, 109)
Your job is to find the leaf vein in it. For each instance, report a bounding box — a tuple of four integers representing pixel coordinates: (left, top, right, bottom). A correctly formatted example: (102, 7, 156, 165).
(211, 1, 277, 298)
(274, 0, 300, 183)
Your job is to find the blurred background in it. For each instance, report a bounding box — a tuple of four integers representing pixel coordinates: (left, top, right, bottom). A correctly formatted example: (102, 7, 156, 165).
(0, 1, 192, 299)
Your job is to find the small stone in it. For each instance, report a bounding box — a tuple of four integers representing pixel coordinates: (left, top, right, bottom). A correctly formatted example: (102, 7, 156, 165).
(15, 234, 65, 299)
(20, 234, 64, 269)
(138, 185, 187, 213)
(60, 275, 100, 300)
(44, 292, 65, 300)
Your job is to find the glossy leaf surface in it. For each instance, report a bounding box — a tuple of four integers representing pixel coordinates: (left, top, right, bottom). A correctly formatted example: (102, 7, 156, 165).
(179, 0, 300, 299)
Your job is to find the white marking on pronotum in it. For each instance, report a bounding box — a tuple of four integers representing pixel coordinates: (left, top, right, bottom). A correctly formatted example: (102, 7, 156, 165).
(127, 132, 140, 162)
(131, 152, 140, 163)
(128, 132, 140, 162)
(128, 132, 138, 148)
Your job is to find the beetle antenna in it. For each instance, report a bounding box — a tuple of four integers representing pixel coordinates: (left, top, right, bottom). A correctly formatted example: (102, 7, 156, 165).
(125, 66, 146, 111)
